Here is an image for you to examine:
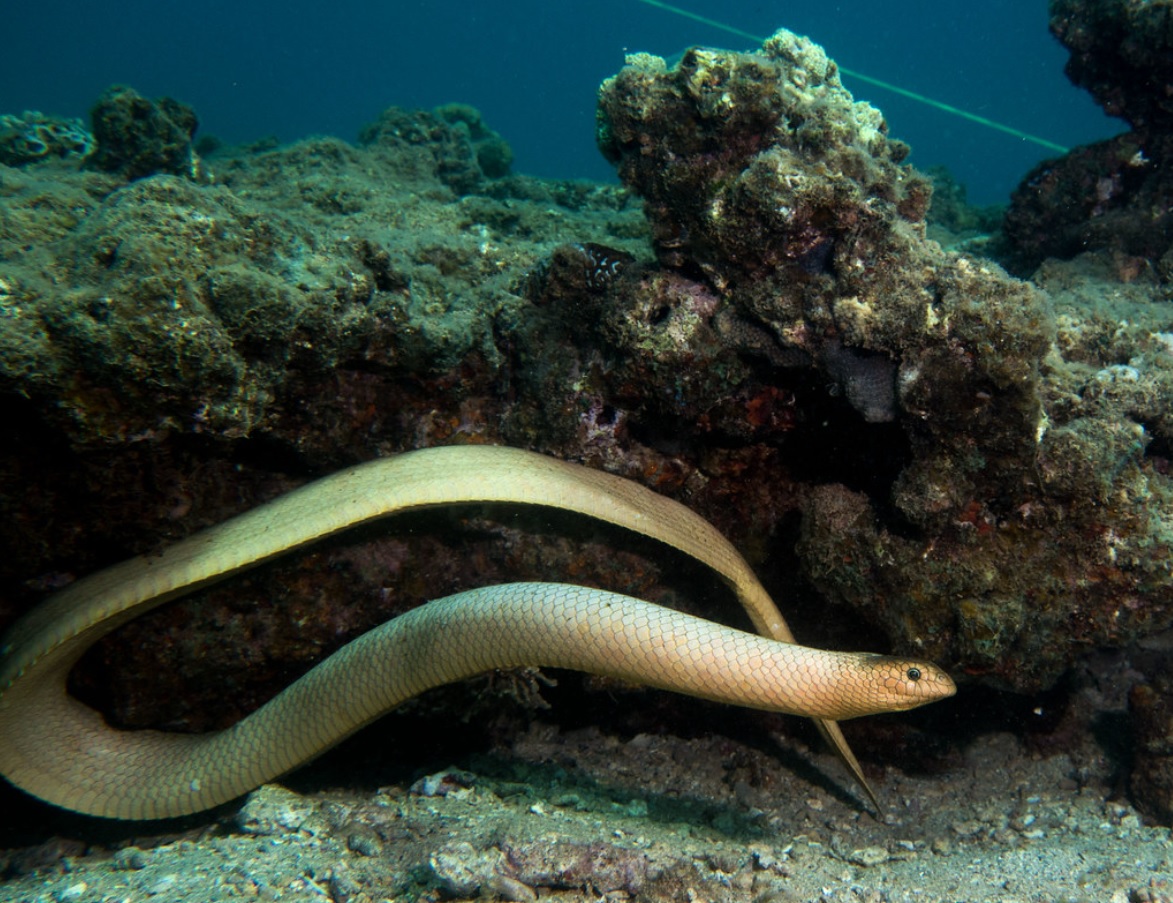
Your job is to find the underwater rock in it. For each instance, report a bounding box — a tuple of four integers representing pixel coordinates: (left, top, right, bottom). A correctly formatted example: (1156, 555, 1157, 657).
(1002, 130, 1173, 275)
(434, 102, 514, 179)
(86, 85, 204, 181)
(0, 113, 546, 455)
(1130, 670, 1173, 824)
(8, 172, 379, 443)
(358, 103, 511, 194)
(597, 36, 928, 283)
(0, 86, 653, 732)
(586, 29, 1173, 697)
(502, 839, 649, 897)
(594, 30, 1059, 627)
(1002, 0, 1173, 272)
(1050, 0, 1173, 132)
(596, 32, 1050, 498)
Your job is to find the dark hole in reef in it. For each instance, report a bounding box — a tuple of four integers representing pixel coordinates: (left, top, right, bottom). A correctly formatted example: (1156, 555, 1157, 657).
(624, 365, 914, 534)
(746, 366, 913, 537)
(778, 368, 910, 502)
(1140, 422, 1171, 474)
(647, 304, 671, 326)
(758, 509, 900, 651)
(228, 431, 317, 476)
(795, 236, 835, 276)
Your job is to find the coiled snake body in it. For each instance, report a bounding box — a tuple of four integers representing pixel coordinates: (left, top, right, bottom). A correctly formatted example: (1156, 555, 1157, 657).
(0, 446, 954, 819)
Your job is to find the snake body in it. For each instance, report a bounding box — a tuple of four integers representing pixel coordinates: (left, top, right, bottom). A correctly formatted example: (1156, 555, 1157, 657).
(0, 446, 954, 819)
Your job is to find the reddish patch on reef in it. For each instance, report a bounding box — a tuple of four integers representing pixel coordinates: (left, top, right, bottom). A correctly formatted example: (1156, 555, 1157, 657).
(744, 386, 798, 431)
(955, 499, 995, 536)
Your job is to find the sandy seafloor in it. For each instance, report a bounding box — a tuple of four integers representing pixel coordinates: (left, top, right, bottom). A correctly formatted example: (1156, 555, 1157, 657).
(1, 647, 1170, 903)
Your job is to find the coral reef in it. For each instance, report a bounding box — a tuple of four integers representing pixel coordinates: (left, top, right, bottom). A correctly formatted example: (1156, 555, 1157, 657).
(0, 90, 650, 736)
(592, 33, 1130, 688)
(0, 111, 93, 166)
(1002, 0, 1173, 274)
(595, 37, 1049, 485)
(995, 1, 1173, 816)
(1002, 130, 1167, 275)
(4, 23, 1173, 830)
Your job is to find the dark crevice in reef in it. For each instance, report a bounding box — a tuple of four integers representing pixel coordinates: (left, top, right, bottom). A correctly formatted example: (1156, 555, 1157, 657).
(623, 363, 915, 537)
(227, 431, 318, 477)
(1140, 421, 1172, 471)
(776, 371, 911, 507)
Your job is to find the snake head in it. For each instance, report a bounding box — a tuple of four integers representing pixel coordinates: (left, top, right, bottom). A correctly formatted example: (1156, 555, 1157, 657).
(866, 655, 957, 712)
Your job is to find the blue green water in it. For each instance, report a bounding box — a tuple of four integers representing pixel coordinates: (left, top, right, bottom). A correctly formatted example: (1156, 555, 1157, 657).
(1, 0, 1119, 204)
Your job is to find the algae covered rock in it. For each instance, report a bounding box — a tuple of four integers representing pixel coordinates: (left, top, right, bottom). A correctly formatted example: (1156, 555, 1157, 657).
(598, 34, 927, 282)
(1050, 0, 1173, 132)
(8, 174, 375, 441)
(587, 29, 1173, 693)
(597, 29, 1051, 525)
(87, 85, 204, 181)
(1003, 0, 1173, 272)
(0, 85, 650, 724)
(1131, 673, 1173, 824)
(605, 35, 924, 276)
(358, 103, 512, 194)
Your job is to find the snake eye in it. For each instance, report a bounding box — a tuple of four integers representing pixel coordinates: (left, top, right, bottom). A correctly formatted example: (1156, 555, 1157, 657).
(906, 667, 922, 681)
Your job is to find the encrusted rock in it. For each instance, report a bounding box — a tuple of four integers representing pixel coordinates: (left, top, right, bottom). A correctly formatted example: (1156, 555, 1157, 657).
(87, 85, 204, 181)
(503, 839, 650, 896)
(357, 103, 511, 194)
(236, 784, 328, 836)
(1003, 0, 1173, 272)
(597, 29, 1052, 515)
(1130, 660, 1173, 823)
(429, 842, 536, 902)
(1050, 0, 1173, 132)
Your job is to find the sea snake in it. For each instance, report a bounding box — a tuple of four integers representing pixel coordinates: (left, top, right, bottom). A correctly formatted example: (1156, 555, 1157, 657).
(0, 445, 954, 820)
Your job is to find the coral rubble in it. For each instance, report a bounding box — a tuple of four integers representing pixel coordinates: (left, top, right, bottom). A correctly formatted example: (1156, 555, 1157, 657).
(0, 110, 93, 166)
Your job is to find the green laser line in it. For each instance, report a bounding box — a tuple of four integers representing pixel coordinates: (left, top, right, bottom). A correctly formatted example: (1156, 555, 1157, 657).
(633, 0, 1070, 154)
